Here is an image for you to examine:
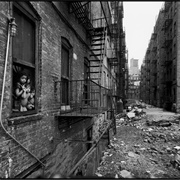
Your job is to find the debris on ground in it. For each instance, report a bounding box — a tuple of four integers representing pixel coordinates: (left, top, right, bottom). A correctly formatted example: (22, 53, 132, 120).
(95, 101, 180, 178)
(127, 112, 135, 119)
(119, 170, 133, 178)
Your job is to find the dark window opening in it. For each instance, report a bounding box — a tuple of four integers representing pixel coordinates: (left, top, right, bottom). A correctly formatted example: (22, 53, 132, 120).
(12, 3, 37, 115)
(86, 127, 92, 151)
(61, 78, 69, 105)
(83, 58, 90, 105)
(61, 47, 69, 78)
(61, 38, 71, 105)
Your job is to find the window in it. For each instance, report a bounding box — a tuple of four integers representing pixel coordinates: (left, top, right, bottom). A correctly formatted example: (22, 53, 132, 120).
(103, 71, 106, 87)
(86, 127, 92, 151)
(12, 3, 40, 115)
(107, 74, 109, 88)
(61, 37, 72, 105)
(83, 58, 90, 105)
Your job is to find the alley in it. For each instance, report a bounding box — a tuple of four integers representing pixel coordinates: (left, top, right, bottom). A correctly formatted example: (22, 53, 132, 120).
(1, 1, 180, 178)
(95, 105, 180, 178)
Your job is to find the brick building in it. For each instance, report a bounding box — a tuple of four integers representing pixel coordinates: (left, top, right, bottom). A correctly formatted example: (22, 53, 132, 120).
(140, 2, 180, 112)
(0, 1, 126, 178)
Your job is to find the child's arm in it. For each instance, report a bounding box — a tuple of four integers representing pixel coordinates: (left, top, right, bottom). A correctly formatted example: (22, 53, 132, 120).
(15, 88, 24, 97)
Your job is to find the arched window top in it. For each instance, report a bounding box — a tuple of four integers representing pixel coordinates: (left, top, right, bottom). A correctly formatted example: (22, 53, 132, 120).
(61, 37, 72, 49)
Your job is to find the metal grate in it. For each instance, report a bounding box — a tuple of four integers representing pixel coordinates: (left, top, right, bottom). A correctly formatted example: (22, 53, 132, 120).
(54, 79, 116, 117)
(69, 2, 94, 32)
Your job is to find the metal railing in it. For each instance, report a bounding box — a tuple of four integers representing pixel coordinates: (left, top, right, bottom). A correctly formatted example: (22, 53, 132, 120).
(69, 2, 94, 31)
(92, 17, 106, 28)
(54, 79, 115, 116)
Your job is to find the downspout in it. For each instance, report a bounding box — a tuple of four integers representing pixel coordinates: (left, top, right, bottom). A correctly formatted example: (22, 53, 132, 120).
(0, 13, 45, 178)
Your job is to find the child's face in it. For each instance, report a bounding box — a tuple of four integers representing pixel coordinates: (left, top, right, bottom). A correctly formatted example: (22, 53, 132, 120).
(20, 75, 27, 84)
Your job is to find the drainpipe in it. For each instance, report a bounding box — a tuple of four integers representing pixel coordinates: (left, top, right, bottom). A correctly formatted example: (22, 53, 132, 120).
(0, 14, 45, 178)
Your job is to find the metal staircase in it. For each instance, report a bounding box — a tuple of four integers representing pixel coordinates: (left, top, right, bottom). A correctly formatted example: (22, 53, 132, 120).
(66, 2, 118, 134)
(89, 26, 106, 85)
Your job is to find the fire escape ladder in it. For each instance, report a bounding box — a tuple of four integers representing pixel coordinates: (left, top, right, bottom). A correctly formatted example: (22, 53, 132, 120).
(69, 2, 94, 34)
(90, 26, 106, 85)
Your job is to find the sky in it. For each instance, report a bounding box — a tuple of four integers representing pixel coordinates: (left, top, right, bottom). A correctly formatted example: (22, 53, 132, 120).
(123, 1, 164, 68)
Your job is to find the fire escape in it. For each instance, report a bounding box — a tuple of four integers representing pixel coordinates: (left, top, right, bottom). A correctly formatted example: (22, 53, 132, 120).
(53, 2, 120, 135)
(67, 2, 109, 86)
(112, 2, 125, 100)
(161, 2, 173, 109)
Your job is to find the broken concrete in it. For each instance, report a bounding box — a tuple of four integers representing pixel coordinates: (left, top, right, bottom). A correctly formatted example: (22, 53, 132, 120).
(95, 105, 180, 178)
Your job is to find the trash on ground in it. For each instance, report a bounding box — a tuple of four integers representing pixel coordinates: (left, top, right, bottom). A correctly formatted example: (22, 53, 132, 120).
(127, 112, 135, 119)
(119, 170, 133, 178)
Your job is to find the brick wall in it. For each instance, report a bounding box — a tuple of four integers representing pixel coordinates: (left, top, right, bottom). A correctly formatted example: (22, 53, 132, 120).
(158, 10, 166, 108)
(0, 1, 107, 178)
(42, 117, 94, 177)
(176, 2, 180, 112)
(0, 2, 13, 178)
(65, 113, 109, 177)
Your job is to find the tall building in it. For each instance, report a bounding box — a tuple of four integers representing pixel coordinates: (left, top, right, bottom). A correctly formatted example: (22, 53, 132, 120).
(140, 2, 180, 112)
(0, 1, 127, 178)
(128, 58, 140, 100)
(129, 58, 140, 75)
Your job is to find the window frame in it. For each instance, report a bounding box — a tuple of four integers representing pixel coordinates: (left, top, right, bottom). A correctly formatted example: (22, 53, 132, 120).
(83, 58, 90, 105)
(61, 37, 72, 106)
(11, 2, 40, 117)
(86, 126, 93, 151)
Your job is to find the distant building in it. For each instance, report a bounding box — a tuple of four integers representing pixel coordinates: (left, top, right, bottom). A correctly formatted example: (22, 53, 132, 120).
(129, 58, 140, 75)
(140, 2, 180, 112)
(128, 58, 140, 100)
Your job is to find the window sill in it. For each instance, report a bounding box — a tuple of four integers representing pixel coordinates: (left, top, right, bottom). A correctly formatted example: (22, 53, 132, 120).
(61, 105, 71, 111)
(8, 113, 43, 125)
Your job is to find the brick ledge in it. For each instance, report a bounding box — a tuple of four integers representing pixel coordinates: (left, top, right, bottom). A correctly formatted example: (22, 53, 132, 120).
(8, 113, 43, 125)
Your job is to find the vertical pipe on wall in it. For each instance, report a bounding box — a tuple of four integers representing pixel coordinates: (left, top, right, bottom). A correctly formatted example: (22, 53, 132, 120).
(0, 4, 45, 174)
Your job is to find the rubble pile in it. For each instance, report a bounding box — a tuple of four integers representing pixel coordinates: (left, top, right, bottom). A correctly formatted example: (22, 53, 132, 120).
(116, 103, 147, 128)
(95, 102, 180, 178)
(95, 137, 135, 178)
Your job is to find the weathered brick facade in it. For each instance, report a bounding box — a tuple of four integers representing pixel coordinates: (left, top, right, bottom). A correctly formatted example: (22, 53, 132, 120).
(0, 1, 121, 178)
(176, 2, 180, 112)
(140, 2, 180, 112)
